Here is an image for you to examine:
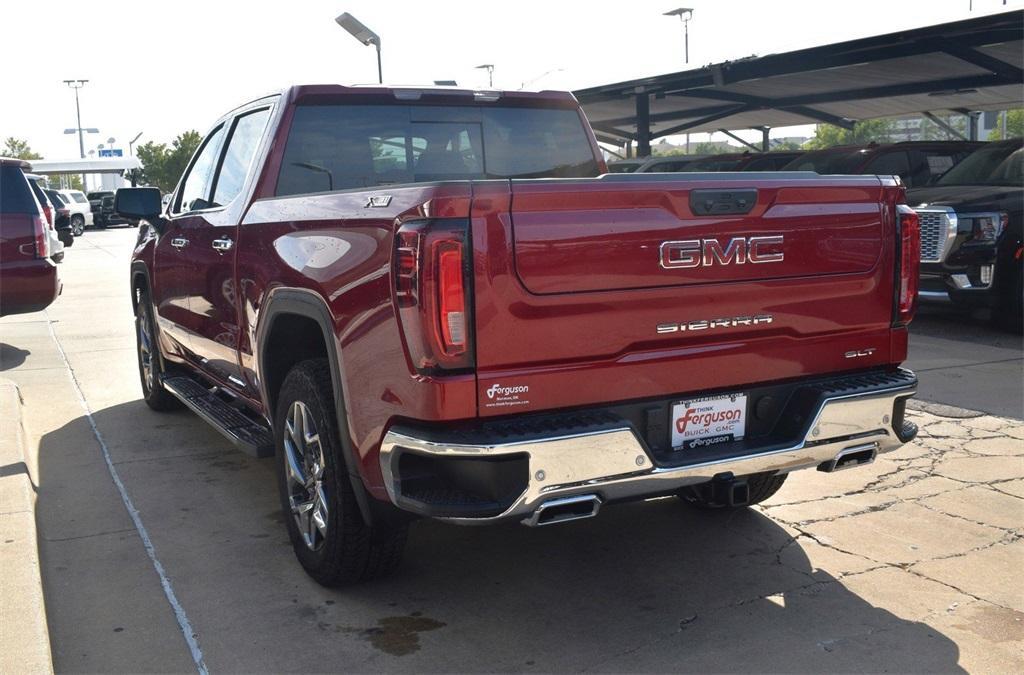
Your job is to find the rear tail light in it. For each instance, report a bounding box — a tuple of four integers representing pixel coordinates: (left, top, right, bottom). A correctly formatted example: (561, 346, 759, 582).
(393, 220, 473, 372)
(42, 205, 53, 226)
(32, 214, 52, 259)
(895, 204, 920, 326)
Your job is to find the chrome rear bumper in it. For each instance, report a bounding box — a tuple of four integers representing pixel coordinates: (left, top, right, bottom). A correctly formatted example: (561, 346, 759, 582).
(379, 372, 917, 525)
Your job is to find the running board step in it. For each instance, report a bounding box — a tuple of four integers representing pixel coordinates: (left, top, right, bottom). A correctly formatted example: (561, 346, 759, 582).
(163, 376, 274, 458)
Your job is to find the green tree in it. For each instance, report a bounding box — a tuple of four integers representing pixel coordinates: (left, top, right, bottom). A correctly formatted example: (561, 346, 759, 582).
(988, 109, 1024, 141)
(767, 140, 802, 151)
(135, 130, 203, 192)
(804, 119, 895, 150)
(2, 137, 43, 160)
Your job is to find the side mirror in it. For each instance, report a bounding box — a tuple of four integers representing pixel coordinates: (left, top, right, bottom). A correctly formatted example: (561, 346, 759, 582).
(115, 187, 162, 221)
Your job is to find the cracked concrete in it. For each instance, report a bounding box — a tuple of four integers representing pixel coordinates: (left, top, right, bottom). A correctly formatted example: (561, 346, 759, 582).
(2, 228, 1023, 672)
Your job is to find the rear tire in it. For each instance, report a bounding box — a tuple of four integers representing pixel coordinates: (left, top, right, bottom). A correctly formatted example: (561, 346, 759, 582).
(71, 215, 85, 236)
(274, 359, 407, 586)
(677, 472, 788, 509)
(135, 289, 182, 411)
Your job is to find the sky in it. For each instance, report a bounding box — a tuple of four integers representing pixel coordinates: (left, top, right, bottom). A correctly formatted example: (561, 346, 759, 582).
(1, 0, 1019, 158)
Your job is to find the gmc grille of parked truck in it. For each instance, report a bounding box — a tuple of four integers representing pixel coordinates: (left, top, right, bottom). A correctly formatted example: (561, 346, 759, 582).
(118, 85, 920, 586)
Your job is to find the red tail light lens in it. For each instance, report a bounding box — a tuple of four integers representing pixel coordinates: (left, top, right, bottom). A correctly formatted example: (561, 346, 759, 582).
(33, 215, 52, 259)
(896, 205, 919, 325)
(393, 220, 473, 373)
(437, 243, 466, 352)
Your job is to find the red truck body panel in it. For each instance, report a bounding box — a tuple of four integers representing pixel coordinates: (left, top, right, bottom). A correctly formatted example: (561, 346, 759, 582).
(471, 176, 903, 418)
(131, 86, 913, 505)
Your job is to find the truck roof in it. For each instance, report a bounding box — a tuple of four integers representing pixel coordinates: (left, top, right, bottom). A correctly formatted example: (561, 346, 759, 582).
(223, 84, 580, 117)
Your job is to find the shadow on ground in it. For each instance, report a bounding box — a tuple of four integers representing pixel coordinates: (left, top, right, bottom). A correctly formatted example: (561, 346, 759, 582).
(0, 343, 31, 371)
(35, 399, 965, 673)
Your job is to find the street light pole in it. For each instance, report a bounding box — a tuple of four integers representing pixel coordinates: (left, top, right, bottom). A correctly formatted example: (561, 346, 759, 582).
(336, 13, 383, 84)
(129, 132, 143, 156)
(475, 64, 495, 87)
(663, 8, 693, 64)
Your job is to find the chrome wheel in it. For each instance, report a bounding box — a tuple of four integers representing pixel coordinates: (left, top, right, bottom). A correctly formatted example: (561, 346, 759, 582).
(284, 401, 328, 551)
(137, 310, 155, 391)
(71, 216, 85, 236)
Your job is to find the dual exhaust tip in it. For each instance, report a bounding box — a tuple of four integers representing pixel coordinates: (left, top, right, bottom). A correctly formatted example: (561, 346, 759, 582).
(523, 443, 878, 527)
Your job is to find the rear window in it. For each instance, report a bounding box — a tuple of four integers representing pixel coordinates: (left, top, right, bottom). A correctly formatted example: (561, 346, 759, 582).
(69, 192, 88, 203)
(0, 165, 38, 214)
(276, 104, 599, 196)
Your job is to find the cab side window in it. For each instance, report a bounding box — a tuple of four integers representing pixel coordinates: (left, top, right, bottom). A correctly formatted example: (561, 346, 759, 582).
(175, 125, 226, 214)
(211, 109, 271, 208)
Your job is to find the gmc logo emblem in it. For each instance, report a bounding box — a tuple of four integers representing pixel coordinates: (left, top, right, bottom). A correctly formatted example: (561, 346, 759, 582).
(660, 236, 785, 269)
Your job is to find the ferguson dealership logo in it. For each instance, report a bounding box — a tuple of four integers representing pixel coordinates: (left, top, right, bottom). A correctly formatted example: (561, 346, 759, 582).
(660, 236, 784, 269)
(486, 383, 529, 400)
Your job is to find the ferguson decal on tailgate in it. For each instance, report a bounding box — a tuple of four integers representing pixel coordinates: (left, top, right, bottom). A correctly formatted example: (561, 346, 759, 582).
(483, 383, 531, 410)
(672, 394, 747, 450)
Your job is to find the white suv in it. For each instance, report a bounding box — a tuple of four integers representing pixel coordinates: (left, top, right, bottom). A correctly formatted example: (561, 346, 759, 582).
(59, 189, 94, 235)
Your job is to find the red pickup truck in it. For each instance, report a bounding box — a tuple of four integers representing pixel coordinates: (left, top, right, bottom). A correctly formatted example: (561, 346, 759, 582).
(118, 85, 920, 586)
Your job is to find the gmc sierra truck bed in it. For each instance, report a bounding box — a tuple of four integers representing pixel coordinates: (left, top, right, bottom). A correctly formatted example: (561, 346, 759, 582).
(118, 84, 921, 586)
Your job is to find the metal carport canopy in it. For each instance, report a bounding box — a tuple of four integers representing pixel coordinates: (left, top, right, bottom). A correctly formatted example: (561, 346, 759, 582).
(574, 10, 1023, 153)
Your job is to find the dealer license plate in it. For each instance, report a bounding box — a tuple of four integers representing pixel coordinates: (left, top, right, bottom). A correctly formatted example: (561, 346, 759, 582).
(671, 393, 747, 450)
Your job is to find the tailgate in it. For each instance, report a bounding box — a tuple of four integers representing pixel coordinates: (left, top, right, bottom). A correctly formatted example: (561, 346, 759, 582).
(470, 174, 903, 416)
(512, 175, 884, 294)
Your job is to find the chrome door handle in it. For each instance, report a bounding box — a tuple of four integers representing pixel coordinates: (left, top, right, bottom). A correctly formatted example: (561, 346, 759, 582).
(170, 237, 189, 249)
(212, 238, 233, 252)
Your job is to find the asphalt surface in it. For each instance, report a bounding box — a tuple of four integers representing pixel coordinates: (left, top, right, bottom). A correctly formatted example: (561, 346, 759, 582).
(907, 302, 1023, 420)
(1, 227, 1021, 673)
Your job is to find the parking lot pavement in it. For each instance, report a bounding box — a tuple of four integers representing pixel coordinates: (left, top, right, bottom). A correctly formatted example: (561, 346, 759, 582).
(1, 227, 1021, 673)
(907, 303, 1023, 420)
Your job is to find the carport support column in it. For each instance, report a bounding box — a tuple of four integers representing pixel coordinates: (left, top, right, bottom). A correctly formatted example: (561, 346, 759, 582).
(635, 90, 651, 158)
(967, 111, 981, 141)
(761, 127, 770, 152)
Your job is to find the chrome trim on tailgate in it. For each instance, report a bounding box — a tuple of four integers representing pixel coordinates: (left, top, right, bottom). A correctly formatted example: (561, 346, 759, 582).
(379, 373, 917, 525)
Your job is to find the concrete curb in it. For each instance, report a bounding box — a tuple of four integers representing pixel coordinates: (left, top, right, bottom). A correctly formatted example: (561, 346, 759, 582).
(907, 398, 988, 420)
(0, 378, 54, 675)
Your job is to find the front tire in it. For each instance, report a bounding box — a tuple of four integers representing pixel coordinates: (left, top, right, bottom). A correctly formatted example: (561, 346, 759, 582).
(71, 215, 85, 236)
(678, 472, 788, 509)
(134, 289, 182, 411)
(274, 359, 407, 586)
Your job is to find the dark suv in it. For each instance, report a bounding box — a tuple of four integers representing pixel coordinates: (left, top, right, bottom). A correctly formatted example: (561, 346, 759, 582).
(783, 141, 982, 188)
(0, 158, 61, 316)
(87, 190, 129, 227)
(907, 139, 1023, 332)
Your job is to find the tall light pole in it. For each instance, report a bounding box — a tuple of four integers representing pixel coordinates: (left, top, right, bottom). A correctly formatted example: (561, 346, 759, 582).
(475, 64, 495, 87)
(64, 79, 96, 189)
(663, 8, 694, 154)
(129, 132, 143, 156)
(663, 8, 694, 64)
(336, 13, 382, 84)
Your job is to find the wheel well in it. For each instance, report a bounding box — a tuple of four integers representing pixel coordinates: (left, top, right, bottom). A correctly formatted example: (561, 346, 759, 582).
(262, 313, 329, 416)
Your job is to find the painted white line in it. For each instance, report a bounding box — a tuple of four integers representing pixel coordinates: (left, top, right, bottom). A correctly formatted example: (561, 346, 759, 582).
(47, 319, 208, 675)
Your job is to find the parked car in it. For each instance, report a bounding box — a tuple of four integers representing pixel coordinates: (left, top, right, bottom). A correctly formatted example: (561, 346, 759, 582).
(25, 176, 65, 261)
(44, 189, 76, 247)
(606, 158, 646, 173)
(59, 189, 94, 235)
(86, 190, 128, 227)
(908, 139, 1023, 332)
(635, 155, 709, 172)
(0, 158, 61, 316)
(678, 151, 804, 172)
(119, 84, 919, 586)
(783, 141, 983, 188)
